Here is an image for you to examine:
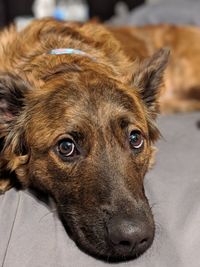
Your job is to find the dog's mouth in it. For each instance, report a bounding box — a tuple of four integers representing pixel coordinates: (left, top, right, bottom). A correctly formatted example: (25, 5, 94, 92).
(59, 208, 155, 263)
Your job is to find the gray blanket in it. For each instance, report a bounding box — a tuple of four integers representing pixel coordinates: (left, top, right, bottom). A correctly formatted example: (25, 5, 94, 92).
(0, 112, 200, 267)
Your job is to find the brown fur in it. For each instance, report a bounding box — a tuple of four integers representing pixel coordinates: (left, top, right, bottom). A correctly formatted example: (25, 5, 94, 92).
(0, 18, 198, 262)
(110, 24, 200, 113)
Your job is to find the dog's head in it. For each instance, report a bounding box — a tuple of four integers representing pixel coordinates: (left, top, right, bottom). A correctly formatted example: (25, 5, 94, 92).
(0, 48, 169, 262)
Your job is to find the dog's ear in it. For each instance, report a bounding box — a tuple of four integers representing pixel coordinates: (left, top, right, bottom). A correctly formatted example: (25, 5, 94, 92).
(0, 73, 31, 138)
(0, 73, 32, 188)
(0, 73, 32, 170)
(132, 48, 170, 117)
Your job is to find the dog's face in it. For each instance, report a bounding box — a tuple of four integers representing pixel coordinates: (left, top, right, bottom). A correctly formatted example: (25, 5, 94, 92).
(0, 48, 169, 262)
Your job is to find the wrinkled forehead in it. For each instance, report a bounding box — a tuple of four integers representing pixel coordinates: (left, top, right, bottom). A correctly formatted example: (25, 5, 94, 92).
(26, 75, 147, 144)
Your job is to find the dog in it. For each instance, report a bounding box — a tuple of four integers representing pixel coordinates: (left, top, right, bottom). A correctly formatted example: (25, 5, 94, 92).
(0, 18, 199, 262)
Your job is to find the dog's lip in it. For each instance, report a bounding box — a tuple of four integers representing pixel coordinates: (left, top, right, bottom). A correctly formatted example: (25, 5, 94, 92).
(76, 238, 151, 263)
(59, 211, 154, 262)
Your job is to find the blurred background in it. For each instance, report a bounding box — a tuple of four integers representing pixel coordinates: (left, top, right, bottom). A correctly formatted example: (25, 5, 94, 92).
(1, 0, 200, 30)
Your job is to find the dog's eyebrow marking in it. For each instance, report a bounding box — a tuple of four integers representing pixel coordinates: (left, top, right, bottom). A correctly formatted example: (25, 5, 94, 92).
(48, 48, 96, 61)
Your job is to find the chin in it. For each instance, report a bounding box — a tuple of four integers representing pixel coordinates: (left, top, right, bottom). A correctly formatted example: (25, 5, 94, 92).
(60, 214, 154, 263)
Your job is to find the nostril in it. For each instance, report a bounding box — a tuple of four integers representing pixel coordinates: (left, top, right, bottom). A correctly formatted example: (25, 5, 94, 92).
(140, 238, 148, 245)
(138, 238, 148, 249)
(119, 240, 131, 247)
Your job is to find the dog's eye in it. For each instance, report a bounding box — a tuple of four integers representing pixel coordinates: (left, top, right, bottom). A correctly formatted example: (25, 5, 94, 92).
(129, 130, 144, 150)
(58, 139, 76, 157)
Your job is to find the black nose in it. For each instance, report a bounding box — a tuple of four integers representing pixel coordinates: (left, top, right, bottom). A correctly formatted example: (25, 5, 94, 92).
(106, 215, 154, 256)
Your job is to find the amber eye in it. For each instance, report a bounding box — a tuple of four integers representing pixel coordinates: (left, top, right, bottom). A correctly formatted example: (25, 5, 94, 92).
(129, 130, 144, 150)
(58, 139, 76, 157)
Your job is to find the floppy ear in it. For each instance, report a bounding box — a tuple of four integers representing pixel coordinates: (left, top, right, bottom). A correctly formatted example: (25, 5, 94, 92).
(132, 48, 170, 117)
(0, 73, 32, 191)
(0, 73, 32, 166)
(0, 73, 30, 138)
